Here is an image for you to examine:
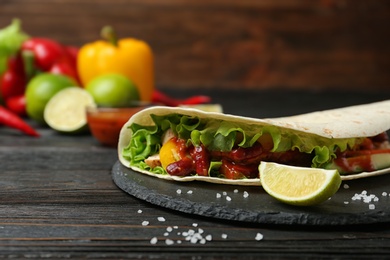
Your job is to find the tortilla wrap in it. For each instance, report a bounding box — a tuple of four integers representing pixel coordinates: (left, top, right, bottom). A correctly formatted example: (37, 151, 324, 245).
(118, 100, 390, 185)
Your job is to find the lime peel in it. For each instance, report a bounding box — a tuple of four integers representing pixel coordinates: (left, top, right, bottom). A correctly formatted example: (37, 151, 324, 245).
(44, 87, 96, 133)
(259, 161, 342, 206)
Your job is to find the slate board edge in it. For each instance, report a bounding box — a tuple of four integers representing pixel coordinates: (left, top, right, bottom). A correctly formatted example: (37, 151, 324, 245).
(111, 161, 390, 226)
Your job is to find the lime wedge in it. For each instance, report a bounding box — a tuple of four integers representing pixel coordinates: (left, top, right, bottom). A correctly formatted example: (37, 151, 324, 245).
(44, 87, 96, 133)
(259, 162, 341, 206)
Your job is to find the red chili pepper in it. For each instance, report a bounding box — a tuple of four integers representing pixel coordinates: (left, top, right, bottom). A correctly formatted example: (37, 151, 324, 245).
(0, 67, 26, 100)
(152, 89, 211, 106)
(0, 55, 26, 101)
(6, 95, 26, 117)
(21, 38, 80, 83)
(0, 106, 39, 137)
(49, 59, 80, 85)
(21, 38, 67, 71)
(63, 45, 79, 68)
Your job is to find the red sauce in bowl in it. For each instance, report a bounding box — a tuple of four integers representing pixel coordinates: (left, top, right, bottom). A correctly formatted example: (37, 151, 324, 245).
(86, 106, 149, 147)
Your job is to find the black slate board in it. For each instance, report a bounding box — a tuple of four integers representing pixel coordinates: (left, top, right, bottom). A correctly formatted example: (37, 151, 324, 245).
(112, 161, 390, 226)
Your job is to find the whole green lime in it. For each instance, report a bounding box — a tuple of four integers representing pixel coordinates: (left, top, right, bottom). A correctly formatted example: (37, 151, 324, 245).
(85, 73, 140, 107)
(26, 73, 76, 123)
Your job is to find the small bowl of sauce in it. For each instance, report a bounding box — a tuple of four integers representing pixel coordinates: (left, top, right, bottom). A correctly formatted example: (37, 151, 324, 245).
(86, 104, 151, 147)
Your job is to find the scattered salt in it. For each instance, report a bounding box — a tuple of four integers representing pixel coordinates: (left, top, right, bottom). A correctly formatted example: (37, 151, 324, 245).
(216, 193, 222, 199)
(164, 232, 169, 236)
(150, 237, 158, 244)
(223, 191, 227, 196)
(344, 201, 349, 204)
(176, 189, 182, 194)
(351, 191, 379, 203)
(166, 227, 173, 232)
(343, 184, 349, 189)
(226, 196, 232, 201)
(187, 190, 193, 194)
(205, 234, 212, 241)
(234, 189, 239, 193)
(141, 221, 149, 226)
(221, 234, 228, 239)
(255, 233, 264, 241)
(165, 239, 175, 245)
(157, 217, 166, 222)
(382, 192, 388, 197)
(192, 223, 198, 227)
(243, 191, 249, 198)
(369, 204, 376, 210)
(137, 209, 143, 214)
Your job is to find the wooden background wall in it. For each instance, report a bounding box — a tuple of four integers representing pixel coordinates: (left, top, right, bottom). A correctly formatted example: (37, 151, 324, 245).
(1, 0, 389, 92)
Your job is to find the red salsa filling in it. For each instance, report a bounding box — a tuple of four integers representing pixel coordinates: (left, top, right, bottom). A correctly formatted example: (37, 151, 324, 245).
(164, 132, 390, 179)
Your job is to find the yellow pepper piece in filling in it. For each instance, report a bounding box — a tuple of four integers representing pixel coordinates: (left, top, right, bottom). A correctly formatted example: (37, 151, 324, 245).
(77, 27, 154, 102)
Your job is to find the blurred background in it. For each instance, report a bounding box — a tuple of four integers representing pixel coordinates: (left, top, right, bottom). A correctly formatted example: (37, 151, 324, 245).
(1, 0, 389, 93)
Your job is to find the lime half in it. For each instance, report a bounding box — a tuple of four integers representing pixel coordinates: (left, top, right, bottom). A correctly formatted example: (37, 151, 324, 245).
(44, 87, 96, 133)
(259, 161, 341, 206)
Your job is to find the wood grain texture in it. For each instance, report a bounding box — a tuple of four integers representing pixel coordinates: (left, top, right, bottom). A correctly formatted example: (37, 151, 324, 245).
(1, 0, 389, 92)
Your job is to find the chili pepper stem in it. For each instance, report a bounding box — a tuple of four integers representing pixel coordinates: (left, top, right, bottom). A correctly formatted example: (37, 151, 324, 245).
(101, 26, 118, 46)
(22, 50, 38, 81)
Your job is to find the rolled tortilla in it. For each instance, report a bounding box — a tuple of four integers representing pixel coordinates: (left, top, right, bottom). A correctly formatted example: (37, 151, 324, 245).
(118, 100, 390, 185)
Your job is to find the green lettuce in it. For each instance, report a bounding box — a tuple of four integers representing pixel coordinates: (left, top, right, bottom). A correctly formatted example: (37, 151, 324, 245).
(122, 113, 361, 175)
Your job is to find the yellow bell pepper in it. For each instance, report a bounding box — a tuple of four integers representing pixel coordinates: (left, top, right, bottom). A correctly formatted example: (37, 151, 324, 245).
(77, 27, 154, 102)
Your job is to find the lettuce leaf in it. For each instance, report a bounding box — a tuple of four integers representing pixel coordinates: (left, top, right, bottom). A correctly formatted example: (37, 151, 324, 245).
(122, 113, 361, 174)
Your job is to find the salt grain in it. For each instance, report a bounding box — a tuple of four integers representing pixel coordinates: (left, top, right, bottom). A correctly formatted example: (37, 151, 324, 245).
(165, 239, 175, 245)
(255, 233, 264, 241)
(137, 209, 143, 214)
(226, 196, 232, 201)
(343, 184, 349, 189)
(141, 221, 149, 226)
(187, 190, 193, 194)
(150, 237, 158, 244)
(243, 191, 249, 198)
(192, 223, 198, 227)
(382, 192, 388, 197)
(176, 189, 182, 194)
(166, 227, 173, 232)
(221, 234, 228, 239)
(216, 193, 222, 199)
(234, 189, 239, 193)
(157, 217, 166, 222)
(223, 191, 227, 196)
(369, 204, 376, 210)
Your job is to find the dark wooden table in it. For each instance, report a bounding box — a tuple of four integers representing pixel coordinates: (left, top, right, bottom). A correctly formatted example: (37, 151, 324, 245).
(1, 89, 390, 259)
